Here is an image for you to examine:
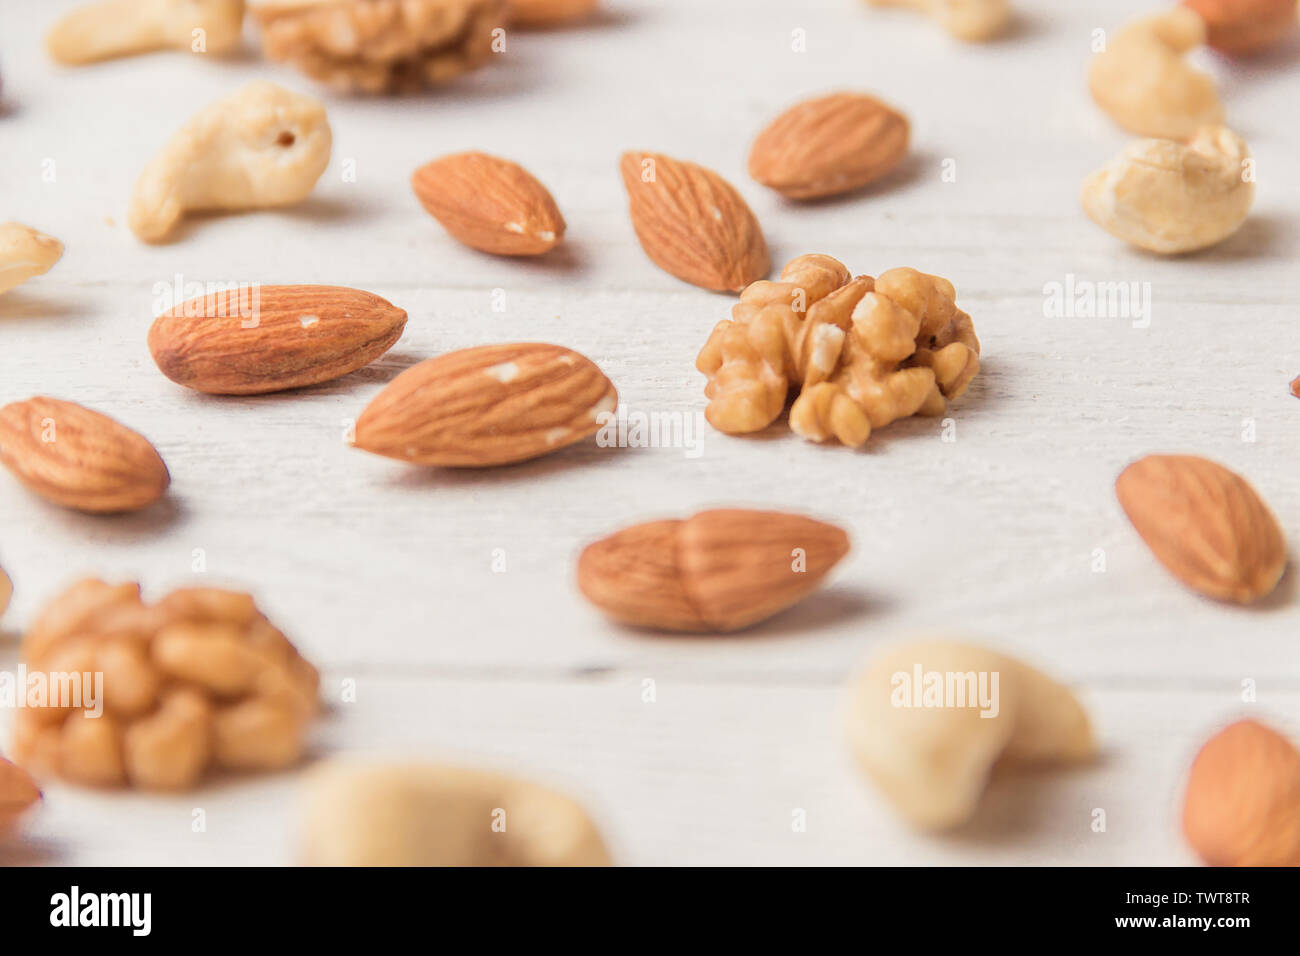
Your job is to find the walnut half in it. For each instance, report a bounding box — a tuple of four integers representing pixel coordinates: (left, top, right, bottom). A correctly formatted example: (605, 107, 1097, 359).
(14, 579, 320, 791)
(250, 0, 506, 94)
(696, 254, 980, 447)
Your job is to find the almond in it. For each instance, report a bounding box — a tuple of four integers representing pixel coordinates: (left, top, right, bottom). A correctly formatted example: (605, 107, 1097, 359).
(353, 342, 617, 467)
(508, 0, 600, 28)
(0, 397, 170, 514)
(0, 755, 41, 835)
(1182, 719, 1300, 866)
(1290, 373, 1299, 399)
(577, 508, 850, 632)
(1182, 0, 1298, 54)
(1115, 454, 1286, 603)
(748, 92, 910, 200)
(619, 151, 769, 293)
(412, 152, 566, 256)
(148, 285, 407, 395)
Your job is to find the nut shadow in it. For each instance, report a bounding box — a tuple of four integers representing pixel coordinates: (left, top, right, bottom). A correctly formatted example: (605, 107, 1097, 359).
(777, 148, 941, 209)
(941, 750, 1113, 847)
(0, 290, 84, 321)
(378, 438, 644, 490)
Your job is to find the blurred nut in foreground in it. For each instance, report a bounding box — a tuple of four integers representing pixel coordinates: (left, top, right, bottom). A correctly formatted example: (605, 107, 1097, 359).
(845, 641, 1095, 829)
(47, 0, 245, 65)
(0, 223, 63, 295)
(0, 566, 11, 620)
(301, 762, 611, 865)
(129, 81, 331, 243)
(1183, 0, 1298, 55)
(864, 0, 1011, 42)
(251, 0, 506, 94)
(14, 579, 320, 790)
(1088, 8, 1223, 140)
(1082, 127, 1253, 255)
(0, 755, 41, 835)
(1183, 719, 1300, 866)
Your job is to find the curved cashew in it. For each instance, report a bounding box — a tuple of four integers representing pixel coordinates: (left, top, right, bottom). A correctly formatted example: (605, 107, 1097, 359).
(845, 641, 1095, 829)
(0, 223, 64, 295)
(128, 81, 331, 243)
(865, 0, 1011, 42)
(47, 0, 245, 65)
(301, 762, 612, 866)
(1089, 8, 1223, 140)
(1082, 126, 1254, 255)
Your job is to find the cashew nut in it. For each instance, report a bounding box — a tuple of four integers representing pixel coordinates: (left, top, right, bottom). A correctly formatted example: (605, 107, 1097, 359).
(1082, 126, 1254, 255)
(301, 762, 612, 866)
(0, 223, 64, 295)
(47, 0, 245, 65)
(845, 641, 1095, 830)
(865, 0, 1011, 42)
(128, 81, 331, 242)
(1089, 8, 1224, 140)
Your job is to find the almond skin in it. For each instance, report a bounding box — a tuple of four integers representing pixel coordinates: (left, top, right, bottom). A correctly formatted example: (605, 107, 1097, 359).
(1116, 454, 1286, 603)
(0, 397, 170, 514)
(1183, 719, 1300, 866)
(1183, 0, 1297, 54)
(0, 755, 41, 835)
(412, 152, 566, 256)
(619, 151, 769, 293)
(148, 285, 407, 395)
(508, 0, 600, 28)
(353, 342, 617, 467)
(577, 509, 850, 632)
(748, 92, 910, 200)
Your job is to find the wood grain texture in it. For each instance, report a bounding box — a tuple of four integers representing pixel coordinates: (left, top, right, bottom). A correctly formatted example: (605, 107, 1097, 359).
(0, 0, 1298, 865)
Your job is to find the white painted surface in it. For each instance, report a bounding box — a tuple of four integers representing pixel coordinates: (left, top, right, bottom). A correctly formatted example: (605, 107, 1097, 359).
(0, 0, 1297, 865)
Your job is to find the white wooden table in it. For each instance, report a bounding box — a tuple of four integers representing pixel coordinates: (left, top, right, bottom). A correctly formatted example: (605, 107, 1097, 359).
(1, 0, 1297, 866)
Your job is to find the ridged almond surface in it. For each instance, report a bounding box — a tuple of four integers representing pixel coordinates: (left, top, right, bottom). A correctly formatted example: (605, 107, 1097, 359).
(412, 152, 566, 256)
(1183, 719, 1300, 866)
(577, 508, 850, 632)
(509, 0, 600, 28)
(353, 342, 617, 467)
(1116, 454, 1286, 603)
(0, 755, 41, 834)
(748, 92, 910, 200)
(619, 151, 770, 293)
(0, 397, 170, 514)
(148, 285, 407, 395)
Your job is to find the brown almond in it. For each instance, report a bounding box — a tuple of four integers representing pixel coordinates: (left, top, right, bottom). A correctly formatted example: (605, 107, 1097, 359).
(619, 151, 769, 293)
(1116, 454, 1287, 603)
(412, 152, 566, 256)
(0, 755, 41, 834)
(147, 285, 407, 395)
(1182, 719, 1300, 866)
(0, 397, 170, 514)
(1182, 0, 1298, 55)
(577, 508, 850, 632)
(748, 92, 910, 200)
(1290, 373, 1299, 399)
(508, 0, 600, 28)
(353, 342, 617, 467)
